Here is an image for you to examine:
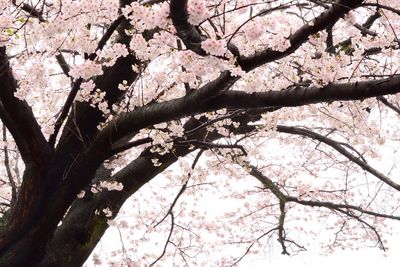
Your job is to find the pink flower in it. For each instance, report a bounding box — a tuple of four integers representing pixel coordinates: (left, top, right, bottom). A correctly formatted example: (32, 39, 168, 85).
(201, 38, 227, 56)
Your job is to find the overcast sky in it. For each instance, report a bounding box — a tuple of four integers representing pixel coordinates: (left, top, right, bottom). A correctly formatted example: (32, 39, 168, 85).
(85, 208, 400, 266)
(242, 234, 400, 267)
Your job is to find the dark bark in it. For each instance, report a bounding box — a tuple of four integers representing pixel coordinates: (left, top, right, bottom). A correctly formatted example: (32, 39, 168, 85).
(0, 1, 139, 264)
(238, 0, 364, 70)
(170, 0, 208, 56)
(39, 112, 259, 267)
(4, 0, 400, 266)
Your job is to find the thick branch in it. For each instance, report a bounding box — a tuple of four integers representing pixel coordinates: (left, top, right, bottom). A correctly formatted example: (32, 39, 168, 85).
(377, 96, 400, 115)
(12, 0, 45, 22)
(2, 126, 17, 209)
(40, 111, 259, 266)
(39, 118, 210, 266)
(91, 75, 400, 156)
(286, 197, 400, 221)
(238, 0, 364, 71)
(244, 162, 400, 254)
(170, 0, 208, 56)
(49, 15, 126, 147)
(276, 125, 400, 191)
(0, 47, 51, 164)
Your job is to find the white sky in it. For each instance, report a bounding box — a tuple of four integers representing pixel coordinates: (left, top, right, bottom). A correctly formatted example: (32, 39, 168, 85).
(78, 110, 400, 267)
(86, 144, 400, 267)
(86, 186, 400, 267)
(240, 230, 400, 266)
(87, 224, 400, 266)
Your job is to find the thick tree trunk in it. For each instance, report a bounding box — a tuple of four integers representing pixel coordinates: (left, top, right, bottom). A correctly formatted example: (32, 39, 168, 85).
(0, 164, 71, 265)
(37, 114, 256, 266)
(38, 119, 209, 266)
(0, 1, 378, 266)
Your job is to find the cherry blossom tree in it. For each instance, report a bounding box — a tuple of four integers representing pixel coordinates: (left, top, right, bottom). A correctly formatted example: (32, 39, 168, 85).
(1, 0, 400, 266)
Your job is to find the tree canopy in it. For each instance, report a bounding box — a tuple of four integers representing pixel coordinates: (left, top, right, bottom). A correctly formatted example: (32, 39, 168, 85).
(1, 0, 400, 266)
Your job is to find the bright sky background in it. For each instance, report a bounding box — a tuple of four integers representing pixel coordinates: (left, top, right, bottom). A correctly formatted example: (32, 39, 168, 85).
(85, 144, 400, 267)
(241, 229, 400, 267)
(86, 225, 400, 266)
(80, 113, 400, 267)
(86, 190, 400, 267)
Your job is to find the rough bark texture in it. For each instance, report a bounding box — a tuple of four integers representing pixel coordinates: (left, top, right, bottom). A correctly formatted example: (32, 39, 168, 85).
(2, 0, 400, 266)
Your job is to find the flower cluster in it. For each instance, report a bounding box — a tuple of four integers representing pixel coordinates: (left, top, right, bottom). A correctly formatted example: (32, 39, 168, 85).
(96, 43, 129, 67)
(75, 82, 110, 115)
(69, 60, 103, 80)
(130, 34, 150, 60)
(0, 13, 12, 44)
(91, 181, 124, 194)
(99, 181, 124, 191)
(188, 0, 211, 25)
(244, 20, 264, 41)
(122, 1, 170, 31)
(201, 38, 227, 56)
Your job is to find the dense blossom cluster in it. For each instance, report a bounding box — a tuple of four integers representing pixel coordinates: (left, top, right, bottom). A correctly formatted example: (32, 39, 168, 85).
(1, 0, 400, 266)
(187, 0, 211, 25)
(201, 38, 227, 56)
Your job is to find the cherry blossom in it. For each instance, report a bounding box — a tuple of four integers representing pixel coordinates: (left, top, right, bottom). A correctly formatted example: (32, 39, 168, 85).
(0, 1, 400, 266)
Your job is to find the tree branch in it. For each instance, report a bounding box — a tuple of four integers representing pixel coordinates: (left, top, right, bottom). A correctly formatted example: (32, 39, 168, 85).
(49, 15, 126, 147)
(149, 212, 175, 266)
(154, 149, 203, 228)
(0, 47, 51, 164)
(169, 0, 208, 56)
(90, 74, 400, 157)
(377, 96, 400, 115)
(12, 0, 45, 22)
(276, 125, 400, 191)
(2, 126, 17, 209)
(40, 112, 259, 266)
(238, 0, 364, 71)
(242, 162, 400, 254)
